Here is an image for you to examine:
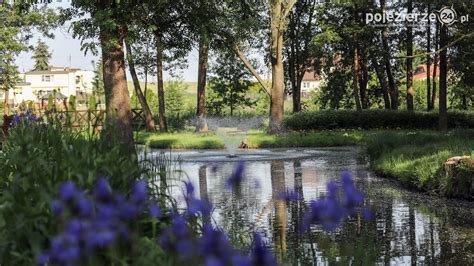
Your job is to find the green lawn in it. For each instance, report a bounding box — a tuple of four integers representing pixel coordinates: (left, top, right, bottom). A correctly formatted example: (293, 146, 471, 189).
(366, 130, 474, 198)
(135, 130, 366, 149)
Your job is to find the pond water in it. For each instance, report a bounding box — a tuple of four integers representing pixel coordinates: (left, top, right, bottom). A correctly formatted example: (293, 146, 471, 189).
(151, 147, 474, 265)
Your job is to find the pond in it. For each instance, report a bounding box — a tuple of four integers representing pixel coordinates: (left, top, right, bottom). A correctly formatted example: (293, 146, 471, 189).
(149, 147, 474, 265)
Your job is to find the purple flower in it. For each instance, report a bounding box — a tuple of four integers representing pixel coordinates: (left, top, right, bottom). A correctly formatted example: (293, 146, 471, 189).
(130, 180, 148, 203)
(276, 189, 302, 201)
(250, 233, 278, 266)
(51, 200, 63, 216)
(226, 161, 245, 189)
(149, 204, 161, 218)
(94, 177, 112, 201)
(59, 181, 77, 202)
(77, 196, 93, 218)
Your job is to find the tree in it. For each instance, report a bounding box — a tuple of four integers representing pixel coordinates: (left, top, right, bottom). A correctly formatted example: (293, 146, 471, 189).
(68, 0, 138, 152)
(32, 39, 51, 71)
(91, 60, 105, 105)
(125, 40, 156, 132)
(0, 1, 56, 116)
(285, 0, 317, 113)
(206, 51, 254, 116)
(380, 0, 398, 110)
(405, 0, 414, 111)
(438, 24, 448, 131)
(267, 0, 297, 132)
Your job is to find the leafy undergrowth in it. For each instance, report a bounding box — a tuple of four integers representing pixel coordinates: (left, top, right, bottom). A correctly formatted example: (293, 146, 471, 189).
(366, 130, 474, 198)
(135, 130, 365, 149)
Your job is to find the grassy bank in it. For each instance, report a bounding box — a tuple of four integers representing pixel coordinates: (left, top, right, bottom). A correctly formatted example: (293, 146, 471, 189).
(366, 130, 474, 198)
(135, 130, 366, 149)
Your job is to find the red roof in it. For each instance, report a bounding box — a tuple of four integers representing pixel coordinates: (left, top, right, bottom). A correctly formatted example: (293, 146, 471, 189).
(413, 64, 440, 81)
(302, 71, 321, 81)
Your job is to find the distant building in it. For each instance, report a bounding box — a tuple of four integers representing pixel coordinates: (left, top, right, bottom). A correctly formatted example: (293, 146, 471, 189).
(3, 66, 94, 108)
(413, 64, 440, 81)
(301, 70, 322, 97)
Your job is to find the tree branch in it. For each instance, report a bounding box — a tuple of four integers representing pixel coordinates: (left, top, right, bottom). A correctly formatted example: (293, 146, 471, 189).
(231, 44, 271, 97)
(394, 32, 474, 59)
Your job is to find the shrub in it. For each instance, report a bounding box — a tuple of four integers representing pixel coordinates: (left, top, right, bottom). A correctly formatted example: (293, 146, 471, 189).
(285, 110, 474, 131)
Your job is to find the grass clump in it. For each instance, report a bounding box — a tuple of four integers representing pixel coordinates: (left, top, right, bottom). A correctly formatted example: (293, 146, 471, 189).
(366, 130, 474, 198)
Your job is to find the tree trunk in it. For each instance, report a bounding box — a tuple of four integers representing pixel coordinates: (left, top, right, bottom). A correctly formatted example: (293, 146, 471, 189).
(374, 58, 391, 109)
(431, 21, 439, 110)
(438, 24, 448, 131)
(359, 47, 369, 109)
(196, 33, 209, 131)
(99, 25, 135, 152)
(155, 33, 167, 132)
(426, 3, 432, 111)
(268, 2, 286, 133)
(406, 0, 414, 111)
(352, 4, 362, 111)
(125, 40, 156, 132)
(462, 94, 468, 110)
(380, 0, 398, 110)
(352, 43, 362, 110)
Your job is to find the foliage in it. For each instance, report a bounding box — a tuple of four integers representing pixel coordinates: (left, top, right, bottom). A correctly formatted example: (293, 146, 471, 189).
(366, 130, 474, 198)
(32, 39, 51, 71)
(285, 110, 474, 130)
(91, 60, 104, 105)
(0, 121, 140, 264)
(206, 51, 255, 116)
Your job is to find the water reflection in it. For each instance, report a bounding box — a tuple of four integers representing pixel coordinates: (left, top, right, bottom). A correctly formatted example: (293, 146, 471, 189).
(164, 148, 474, 265)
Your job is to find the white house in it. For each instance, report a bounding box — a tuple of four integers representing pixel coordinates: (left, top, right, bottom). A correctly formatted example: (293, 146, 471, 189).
(301, 70, 322, 97)
(5, 66, 94, 108)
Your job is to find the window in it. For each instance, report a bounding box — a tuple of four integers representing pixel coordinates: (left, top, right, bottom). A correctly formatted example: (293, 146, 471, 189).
(42, 75, 52, 82)
(75, 76, 81, 84)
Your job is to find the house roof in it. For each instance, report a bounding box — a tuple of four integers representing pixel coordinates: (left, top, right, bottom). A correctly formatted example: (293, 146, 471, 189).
(413, 64, 440, 81)
(302, 71, 321, 81)
(24, 66, 81, 75)
(16, 82, 31, 86)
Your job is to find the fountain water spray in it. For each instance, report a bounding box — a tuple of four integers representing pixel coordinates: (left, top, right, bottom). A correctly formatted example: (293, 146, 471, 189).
(195, 116, 265, 157)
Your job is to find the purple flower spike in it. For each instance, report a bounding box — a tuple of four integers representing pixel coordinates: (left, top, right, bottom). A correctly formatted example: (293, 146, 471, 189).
(149, 204, 161, 218)
(51, 200, 64, 216)
(185, 181, 195, 197)
(276, 189, 302, 201)
(94, 177, 112, 201)
(130, 180, 148, 203)
(59, 181, 77, 202)
(250, 233, 278, 266)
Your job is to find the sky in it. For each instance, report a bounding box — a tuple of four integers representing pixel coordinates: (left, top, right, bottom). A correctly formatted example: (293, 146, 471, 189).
(14, 2, 199, 82)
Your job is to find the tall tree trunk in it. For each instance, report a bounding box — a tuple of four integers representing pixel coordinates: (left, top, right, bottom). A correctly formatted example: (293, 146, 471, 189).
(352, 4, 362, 111)
(374, 58, 391, 109)
(426, 3, 432, 111)
(359, 47, 369, 109)
(268, 2, 286, 133)
(271, 160, 287, 261)
(99, 25, 135, 152)
(462, 94, 468, 110)
(380, 0, 398, 110)
(438, 24, 448, 131)
(406, 0, 414, 111)
(431, 21, 439, 110)
(408, 207, 417, 266)
(125, 41, 156, 132)
(196, 33, 209, 131)
(352, 43, 362, 110)
(155, 33, 167, 132)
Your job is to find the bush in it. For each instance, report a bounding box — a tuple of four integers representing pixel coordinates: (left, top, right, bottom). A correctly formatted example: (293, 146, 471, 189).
(285, 110, 474, 130)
